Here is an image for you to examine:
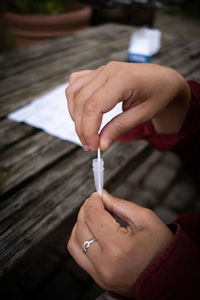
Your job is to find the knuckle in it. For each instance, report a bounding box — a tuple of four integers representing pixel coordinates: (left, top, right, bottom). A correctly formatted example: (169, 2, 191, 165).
(85, 98, 98, 114)
(111, 243, 123, 258)
(98, 248, 121, 287)
(96, 65, 105, 74)
(75, 88, 89, 106)
(65, 85, 73, 98)
(113, 120, 125, 136)
(100, 266, 115, 289)
(69, 72, 77, 84)
(106, 61, 117, 70)
(98, 65, 105, 71)
(120, 242, 132, 257)
(143, 208, 155, 220)
(108, 236, 128, 258)
(74, 94, 84, 108)
(100, 267, 112, 286)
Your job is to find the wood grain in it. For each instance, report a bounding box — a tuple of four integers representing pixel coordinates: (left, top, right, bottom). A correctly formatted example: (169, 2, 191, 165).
(0, 140, 152, 276)
(0, 132, 77, 195)
(0, 23, 199, 277)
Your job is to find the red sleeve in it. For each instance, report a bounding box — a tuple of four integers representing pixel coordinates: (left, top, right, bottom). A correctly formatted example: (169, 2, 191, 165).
(99, 214, 200, 300)
(118, 80, 200, 165)
(134, 213, 200, 300)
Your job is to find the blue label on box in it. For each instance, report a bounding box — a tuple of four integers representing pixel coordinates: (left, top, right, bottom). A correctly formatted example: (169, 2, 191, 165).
(128, 53, 151, 63)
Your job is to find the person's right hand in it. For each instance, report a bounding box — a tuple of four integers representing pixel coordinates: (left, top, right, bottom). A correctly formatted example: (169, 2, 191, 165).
(66, 62, 191, 151)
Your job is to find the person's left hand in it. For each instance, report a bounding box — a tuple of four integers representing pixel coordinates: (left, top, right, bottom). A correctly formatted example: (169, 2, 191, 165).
(67, 190, 173, 298)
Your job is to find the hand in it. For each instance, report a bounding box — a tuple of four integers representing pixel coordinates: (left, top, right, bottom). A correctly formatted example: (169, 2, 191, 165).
(67, 190, 173, 298)
(66, 62, 191, 151)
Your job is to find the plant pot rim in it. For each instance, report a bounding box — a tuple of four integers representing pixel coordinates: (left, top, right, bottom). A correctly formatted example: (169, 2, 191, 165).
(4, 3, 91, 23)
(4, 2, 92, 46)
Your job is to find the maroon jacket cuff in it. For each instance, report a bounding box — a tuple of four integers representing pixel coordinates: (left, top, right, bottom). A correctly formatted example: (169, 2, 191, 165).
(134, 223, 200, 300)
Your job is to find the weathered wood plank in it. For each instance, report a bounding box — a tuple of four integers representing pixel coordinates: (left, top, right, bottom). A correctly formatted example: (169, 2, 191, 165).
(0, 35, 131, 98)
(0, 23, 131, 61)
(2, 27, 196, 99)
(1, 26, 198, 116)
(154, 38, 200, 65)
(0, 24, 133, 78)
(1, 23, 198, 81)
(175, 56, 200, 78)
(154, 43, 188, 65)
(153, 38, 200, 78)
(0, 119, 36, 151)
(1, 38, 199, 120)
(0, 35, 77, 71)
(0, 43, 130, 118)
(0, 132, 77, 195)
(0, 28, 183, 83)
(74, 23, 133, 40)
(0, 74, 70, 118)
(0, 140, 152, 276)
(0, 39, 99, 79)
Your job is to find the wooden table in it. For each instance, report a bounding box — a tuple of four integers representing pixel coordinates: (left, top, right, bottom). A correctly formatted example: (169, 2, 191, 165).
(0, 23, 200, 278)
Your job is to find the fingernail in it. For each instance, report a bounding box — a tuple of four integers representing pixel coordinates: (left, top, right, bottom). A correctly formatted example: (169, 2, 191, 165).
(83, 145, 90, 151)
(101, 138, 112, 150)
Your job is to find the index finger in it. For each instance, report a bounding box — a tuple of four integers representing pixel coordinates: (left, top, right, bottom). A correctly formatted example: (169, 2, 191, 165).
(69, 70, 92, 84)
(82, 76, 125, 150)
(83, 193, 121, 246)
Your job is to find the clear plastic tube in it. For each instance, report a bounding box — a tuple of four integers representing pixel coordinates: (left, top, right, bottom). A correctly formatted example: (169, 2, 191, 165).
(92, 147, 104, 197)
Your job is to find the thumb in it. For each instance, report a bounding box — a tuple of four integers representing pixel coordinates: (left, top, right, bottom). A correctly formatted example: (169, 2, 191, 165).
(102, 190, 144, 231)
(100, 97, 155, 151)
(100, 107, 144, 151)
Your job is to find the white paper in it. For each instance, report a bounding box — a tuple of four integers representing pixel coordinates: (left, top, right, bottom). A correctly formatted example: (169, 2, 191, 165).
(8, 83, 122, 146)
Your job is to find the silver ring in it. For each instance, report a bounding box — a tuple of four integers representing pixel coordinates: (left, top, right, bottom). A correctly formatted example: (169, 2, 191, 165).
(82, 238, 96, 254)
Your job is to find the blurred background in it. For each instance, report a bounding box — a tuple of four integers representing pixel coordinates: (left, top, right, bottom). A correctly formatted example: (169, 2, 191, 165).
(0, 0, 200, 52)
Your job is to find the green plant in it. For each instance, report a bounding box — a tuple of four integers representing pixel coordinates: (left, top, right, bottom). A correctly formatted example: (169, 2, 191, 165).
(11, 0, 65, 15)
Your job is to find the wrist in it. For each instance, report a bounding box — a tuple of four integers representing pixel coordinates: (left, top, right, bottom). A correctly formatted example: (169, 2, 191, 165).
(152, 71, 191, 134)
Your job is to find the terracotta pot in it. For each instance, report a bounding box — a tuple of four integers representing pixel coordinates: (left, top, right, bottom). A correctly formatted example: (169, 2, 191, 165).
(4, 3, 92, 47)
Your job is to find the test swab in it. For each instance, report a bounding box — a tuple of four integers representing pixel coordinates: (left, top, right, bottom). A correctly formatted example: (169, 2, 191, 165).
(92, 147, 104, 197)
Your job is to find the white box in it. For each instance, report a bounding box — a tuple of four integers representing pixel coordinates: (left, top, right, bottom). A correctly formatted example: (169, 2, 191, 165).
(128, 28, 161, 63)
